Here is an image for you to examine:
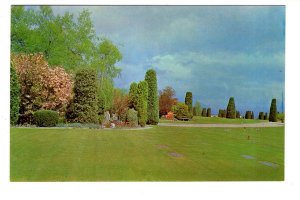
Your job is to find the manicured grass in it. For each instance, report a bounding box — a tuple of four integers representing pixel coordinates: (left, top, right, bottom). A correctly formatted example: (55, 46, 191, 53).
(10, 126, 284, 181)
(160, 116, 268, 124)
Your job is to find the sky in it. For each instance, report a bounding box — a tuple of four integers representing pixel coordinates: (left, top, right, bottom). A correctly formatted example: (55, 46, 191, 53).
(51, 5, 285, 115)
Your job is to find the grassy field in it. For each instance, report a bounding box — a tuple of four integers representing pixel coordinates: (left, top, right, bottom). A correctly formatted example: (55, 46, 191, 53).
(159, 116, 267, 124)
(10, 126, 284, 181)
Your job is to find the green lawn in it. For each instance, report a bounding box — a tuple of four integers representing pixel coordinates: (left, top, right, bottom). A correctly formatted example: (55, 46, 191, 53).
(160, 116, 268, 124)
(10, 126, 284, 181)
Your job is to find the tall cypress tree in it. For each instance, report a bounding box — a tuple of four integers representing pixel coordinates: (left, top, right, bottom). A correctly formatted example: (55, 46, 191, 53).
(185, 91, 193, 117)
(137, 81, 148, 127)
(128, 82, 138, 110)
(226, 97, 236, 119)
(269, 99, 277, 122)
(10, 63, 20, 125)
(145, 69, 159, 125)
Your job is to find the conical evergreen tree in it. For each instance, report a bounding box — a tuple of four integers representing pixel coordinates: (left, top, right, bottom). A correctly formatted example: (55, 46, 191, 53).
(269, 99, 277, 122)
(185, 91, 193, 117)
(226, 97, 236, 119)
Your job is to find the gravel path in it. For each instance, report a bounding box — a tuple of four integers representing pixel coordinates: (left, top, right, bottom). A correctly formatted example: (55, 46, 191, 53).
(158, 122, 284, 128)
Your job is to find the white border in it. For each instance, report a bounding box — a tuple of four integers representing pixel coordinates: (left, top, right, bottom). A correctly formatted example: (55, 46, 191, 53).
(1, 1, 300, 200)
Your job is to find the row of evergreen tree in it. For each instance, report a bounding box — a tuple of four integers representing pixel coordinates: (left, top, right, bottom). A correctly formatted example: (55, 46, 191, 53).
(181, 93, 278, 122)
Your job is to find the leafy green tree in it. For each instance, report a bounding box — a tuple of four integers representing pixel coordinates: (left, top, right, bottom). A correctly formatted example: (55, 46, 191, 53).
(11, 6, 122, 73)
(185, 92, 193, 117)
(269, 99, 277, 122)
(66, 68, 98, 123)
(137, 81, 148, 127)
(10, 63, 20, 125)
(97, 77, 114, 114)
(145, 69, 159, 125)
(193, 101, 201, 116)
(226, 97, 236, 119)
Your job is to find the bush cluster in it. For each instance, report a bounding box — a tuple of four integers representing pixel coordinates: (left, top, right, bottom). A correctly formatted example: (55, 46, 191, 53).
(33, 110, 59, 127)
(172, 102, 191, 120)
(126, 108, 138, 127)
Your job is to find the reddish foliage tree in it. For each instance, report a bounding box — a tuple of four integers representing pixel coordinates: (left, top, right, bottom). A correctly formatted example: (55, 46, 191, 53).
(11, 53, 73, 118)
(159, 86, 178, 117)
(111, 89, 129, 121)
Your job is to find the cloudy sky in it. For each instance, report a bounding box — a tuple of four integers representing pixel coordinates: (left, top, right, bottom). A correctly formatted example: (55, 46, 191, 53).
(51, 6, 285, 115)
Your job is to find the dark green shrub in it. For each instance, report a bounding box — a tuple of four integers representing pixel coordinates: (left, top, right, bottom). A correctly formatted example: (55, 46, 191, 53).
(218, 109, 227, 118)
(251, 111, 254, 119)
(269, 99, 277, 122)
(145, 69, 159, 125)
(201, 108, 207, 117)
(185, 91, 193, 117)
(226, 97, 236, 119)
(33, 110, 59, 127)
(258, 112, 264, 120)
(10, 63, 20, 125)
(126, 108, 138, 127)
(66, 68, 98, 124)
(207, 108, 211, 117)
(222, 109, 227, 118)
(277, 113, 284, 123)
(137, 81, 148, 127)
(218, 109, 222, 117)
(172, 102, 190, 120)
(236, 111, 241, 118)
(245, 111, 252, 119)
(264, 112, 268, 120)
